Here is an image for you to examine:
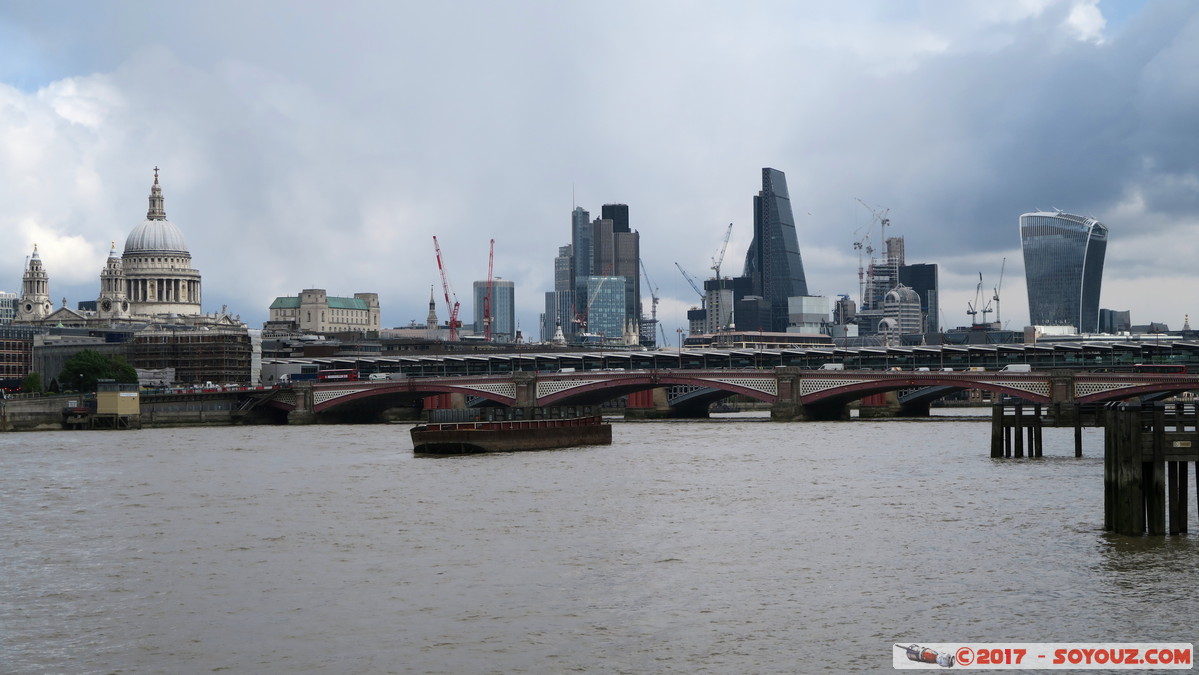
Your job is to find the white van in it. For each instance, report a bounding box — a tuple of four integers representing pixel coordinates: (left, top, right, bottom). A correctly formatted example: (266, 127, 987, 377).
(819, 363, 845, 371)
(368, 373, 390, 381)
(1000, 363, 1032, 372)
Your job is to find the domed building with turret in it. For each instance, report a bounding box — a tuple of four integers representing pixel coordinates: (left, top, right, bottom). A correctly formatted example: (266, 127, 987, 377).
(14, 169, 240, 330)
(10, 169, 251, 387)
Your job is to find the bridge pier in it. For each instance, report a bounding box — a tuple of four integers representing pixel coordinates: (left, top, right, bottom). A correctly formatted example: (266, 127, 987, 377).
(769, 399, 849, 421)
(288, 383, 317, 425)
(625, 388, 689, 419)
(858, 391, 900, 418)
(771, 368, 849, 421)
(513, 373, 537, 408)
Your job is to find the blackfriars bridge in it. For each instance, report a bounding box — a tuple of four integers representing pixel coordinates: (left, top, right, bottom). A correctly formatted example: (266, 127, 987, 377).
(221, 368, 1199, 424)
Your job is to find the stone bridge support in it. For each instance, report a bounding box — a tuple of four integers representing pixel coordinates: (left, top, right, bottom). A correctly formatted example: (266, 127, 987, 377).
(624, 387, 676, 420)
(770, 368, 850, 421)
(287, 383, 317, 425)
(513, 373, 538, 408)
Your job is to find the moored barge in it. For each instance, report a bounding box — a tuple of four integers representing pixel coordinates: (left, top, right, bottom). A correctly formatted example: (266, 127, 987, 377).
(411, 406, 612, 454)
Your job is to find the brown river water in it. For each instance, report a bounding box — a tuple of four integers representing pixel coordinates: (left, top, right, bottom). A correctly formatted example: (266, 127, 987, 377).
(2, 411, 1196, 674)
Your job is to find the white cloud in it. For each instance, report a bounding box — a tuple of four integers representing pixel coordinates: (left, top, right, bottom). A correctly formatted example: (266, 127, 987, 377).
(1065, 0, 1108, 43)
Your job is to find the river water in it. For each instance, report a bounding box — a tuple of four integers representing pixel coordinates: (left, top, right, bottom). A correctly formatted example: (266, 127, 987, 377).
(2, 412, 1197, 674)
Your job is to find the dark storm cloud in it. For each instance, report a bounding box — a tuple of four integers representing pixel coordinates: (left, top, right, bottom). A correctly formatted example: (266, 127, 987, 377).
(1, 0, 1197, 333)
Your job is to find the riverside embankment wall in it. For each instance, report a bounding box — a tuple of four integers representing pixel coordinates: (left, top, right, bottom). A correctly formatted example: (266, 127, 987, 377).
(0, 396, 77, 431)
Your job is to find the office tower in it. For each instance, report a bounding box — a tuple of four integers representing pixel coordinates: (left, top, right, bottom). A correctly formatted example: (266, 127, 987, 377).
(788, 295, 830, 333)
(554, 244, 573, 292)
(542, 245, 574, 342)
(1098, 309, 1131, 334)
(863, 236, 905, 311)
(473, 279, 516, 341)
(1020, 211, 1108, 333)
(571, 207, 592, 309)
(542, 291, 573, 342)
(591, 211, 640, 331)
(601, 203, 630, 233)
(881, 285, 923, 336)
(578, 276, 625, 341)
(899, 263, 939, 333)
(743, 168, 808, 331)
(0, 291, 16, 325)
(703, 278, 735, 334)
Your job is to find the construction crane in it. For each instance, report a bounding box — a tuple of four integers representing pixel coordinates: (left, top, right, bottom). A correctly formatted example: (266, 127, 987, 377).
(967, 272, 984, 326)
(992, 257, 1006, 329)
(640, 258, 659, 323)
(638, 259, 661, 349)
(431, 236, 461, 341)
(854, 198, 889, 306)
(482, 239, 495, 341)
(710, 223, 733, 281)
(674, 262, 705, 307)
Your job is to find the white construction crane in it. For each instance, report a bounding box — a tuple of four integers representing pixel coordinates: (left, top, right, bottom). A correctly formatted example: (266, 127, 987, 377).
(854, 198, 890, 305)
(640, 258, 660, 322)
(674, 262, 705, 308)
(992, 257, 1006, 329)
(967, 272, 984, 326)
(710, 223, 733, 281)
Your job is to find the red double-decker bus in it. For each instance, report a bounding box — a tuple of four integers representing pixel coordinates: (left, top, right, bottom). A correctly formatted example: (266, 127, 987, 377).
(316, 369, 359, 381)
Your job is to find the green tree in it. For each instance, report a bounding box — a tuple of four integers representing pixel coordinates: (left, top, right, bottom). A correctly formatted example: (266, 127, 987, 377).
(19, 371, 43, 394)
(58, 350, 139, 393)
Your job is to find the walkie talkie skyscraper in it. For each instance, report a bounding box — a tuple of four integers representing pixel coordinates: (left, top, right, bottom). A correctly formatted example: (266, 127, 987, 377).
(1020, 210, 1108, 333)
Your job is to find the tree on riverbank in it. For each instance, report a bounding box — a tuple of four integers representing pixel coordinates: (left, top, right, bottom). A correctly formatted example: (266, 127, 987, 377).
(19, 372, 43, 394)
(57, 350, 138, 393)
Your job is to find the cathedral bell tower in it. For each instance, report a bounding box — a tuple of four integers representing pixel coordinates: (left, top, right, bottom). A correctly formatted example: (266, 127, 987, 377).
(14, 244, 53, 323)
(97, 241, 131, 320)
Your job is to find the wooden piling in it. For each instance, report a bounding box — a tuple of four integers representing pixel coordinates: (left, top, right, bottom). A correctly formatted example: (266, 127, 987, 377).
(1104, 403, 1199, 535)
(990, 405, 1003, 458)
(1033, 404, 1043, 457)
(1074, 418, 1083, 458)
(1014, 405, 1024, 458)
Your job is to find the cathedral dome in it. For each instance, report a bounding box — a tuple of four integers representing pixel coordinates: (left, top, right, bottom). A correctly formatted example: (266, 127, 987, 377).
(124, 218, 189, 254)
(123, 168, 190, 255)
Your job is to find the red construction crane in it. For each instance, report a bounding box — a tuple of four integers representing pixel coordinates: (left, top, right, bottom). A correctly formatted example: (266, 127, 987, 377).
(432, 236, 461, 341)
(483, 239, 495, 341)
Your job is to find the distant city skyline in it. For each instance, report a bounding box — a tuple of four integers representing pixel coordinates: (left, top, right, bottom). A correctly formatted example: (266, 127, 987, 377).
(2, 2, 1198, 339)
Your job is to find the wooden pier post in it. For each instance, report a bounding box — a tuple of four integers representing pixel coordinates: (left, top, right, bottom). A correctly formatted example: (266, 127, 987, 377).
(1014, 404, 1024, 458)
(1031, 407, 1040, 460)
(990, 405, 1003, 458)
(1104, 407, 1114, 531)
(1075, 417, 1083, 458)
(1104, 403, 1199, 535)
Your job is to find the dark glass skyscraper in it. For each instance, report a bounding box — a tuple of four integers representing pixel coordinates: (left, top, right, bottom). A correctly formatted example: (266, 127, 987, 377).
(601, 203, 630, 233)
(1020, 211, 1108, 333)
(743, 168, 808, 331)
(898, 263, 939, 333)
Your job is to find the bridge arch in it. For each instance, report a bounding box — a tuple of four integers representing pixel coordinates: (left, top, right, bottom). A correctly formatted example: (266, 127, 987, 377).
(308, 380, 518, 414)
(796, 373, 1053, 407)
(534, 371, 779, 407)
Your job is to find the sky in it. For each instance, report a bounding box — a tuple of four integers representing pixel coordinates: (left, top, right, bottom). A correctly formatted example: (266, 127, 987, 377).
(2, 0, 1197, 342)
